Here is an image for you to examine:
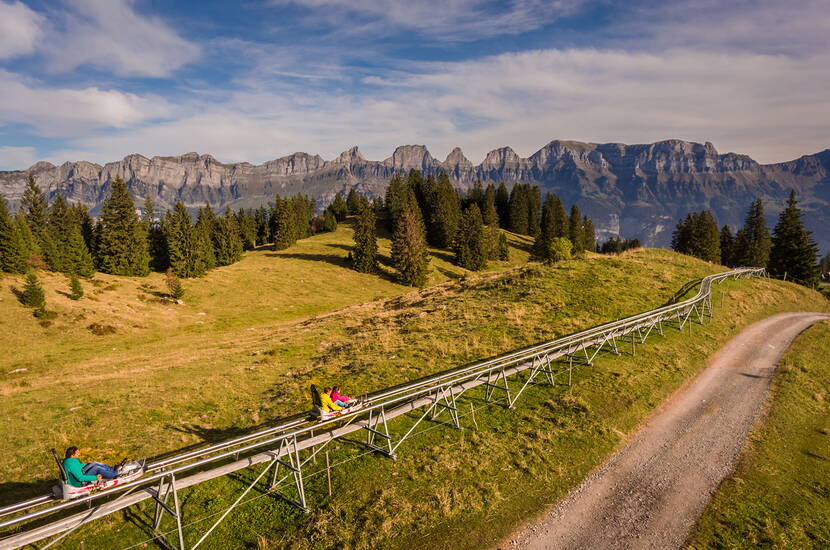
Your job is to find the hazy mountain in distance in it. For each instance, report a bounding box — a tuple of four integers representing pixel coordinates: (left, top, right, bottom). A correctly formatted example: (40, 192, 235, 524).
(1, 139, 828, 251)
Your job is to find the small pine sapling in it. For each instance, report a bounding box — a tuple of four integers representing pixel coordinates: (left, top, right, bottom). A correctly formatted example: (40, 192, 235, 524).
(166, 268, 185, 300)
(20, 272, 45, 308)
(69, 273, 84, 300)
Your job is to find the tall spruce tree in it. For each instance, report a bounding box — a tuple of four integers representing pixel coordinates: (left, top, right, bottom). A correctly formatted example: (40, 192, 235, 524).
(254, 206, 270, 246)
(47, 196, 94, 276)
(820, 252, 830, 279)
(322, 208, 338, 232)
(550, 194, 569, 238)
(236, 209, 257, 250)
(346, 188, 361, 215)
(164, 201, 205, 278)
(391, 202, 429, 287)
(330, 194, 348, 222)
(271, 197, 294, 250)
(352, 205, 378, 273)
(143, 198, 168, 271)
(428, 172, 462, 249)
(508, 184, 530, 235)
(454, 204, 487, 271)
(672, 210, 720, 263)
(97, 178, 149, 276)
(385, 174, 411, 231)
(495, 182, 510, 229)
(21, 176, 54, 266)
(0, 196, 27, 273)
(532, 193, 558, 261)
(15, 213, 37, 265)
(568, 205, 584, 254)
(720, 225, 735, 267)
(527, 186, 542, 237)
(213, 209, 243, 266)
(768, 190, 820, 286)
(195, 205, 217, 271)
(482, 184, 499, 226)
(734, 199, 771, 267)
(497, 231, 510, 261)
(582, 215, 596, 253)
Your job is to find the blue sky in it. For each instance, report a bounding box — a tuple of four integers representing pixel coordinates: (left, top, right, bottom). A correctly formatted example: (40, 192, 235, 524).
(0, 0, 828, 170)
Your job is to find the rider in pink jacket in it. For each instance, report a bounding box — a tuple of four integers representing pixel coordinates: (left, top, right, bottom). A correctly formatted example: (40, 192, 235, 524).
(330, 386, 352, 407)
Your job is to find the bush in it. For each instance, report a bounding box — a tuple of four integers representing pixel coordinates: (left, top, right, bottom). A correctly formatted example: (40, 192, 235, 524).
(166, 268, 185, 299)
(20, 272, 45, 308)
(69, 274, 84, 300)
(548, 237, 573, 263)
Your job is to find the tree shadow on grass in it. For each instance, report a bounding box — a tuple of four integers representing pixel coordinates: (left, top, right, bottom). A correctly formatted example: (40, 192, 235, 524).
(264, 252, 348, 268)
(435, 266, 463, 280)
(326, 243, 353, 252)
(430, 249, 455, 264)
(0, 480, 57, 508)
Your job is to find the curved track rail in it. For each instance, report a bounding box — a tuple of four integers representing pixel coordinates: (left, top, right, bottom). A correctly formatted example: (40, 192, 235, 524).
(0, 267, 765, 549)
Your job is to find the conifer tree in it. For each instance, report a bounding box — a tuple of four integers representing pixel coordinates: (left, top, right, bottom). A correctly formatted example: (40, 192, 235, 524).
(20, 271, 45, 309)
(213, 209, 243, 266)
(508, 184, 529, 235)
(413, 173, 436, 227)
(254, 206, 270, 246)
(166, 268, 185, 299)
(69, 273, 84, 300)
(21, 176, 54, 267)
(385, 174, 411, 230)
(0, 196, 27, 273)
(820, 252, 830, 279)
(454, 204, 487, 271)
(672, 210, 720, 263)
(143, 198, 168, 271)
(330, 194, 348, 222)
(235, 209, 257, 250)
(549, 237, 573, 263)
(323, 208, 338, 232)
(65, 225, 95, 277)
(768, 190, 820, 286)
(482, 184, 499, 226)
(195, 205, 217, 271)
(527, 186, 542, 237)
(271, 197, 294, 250)
(352, 205, 378, 273)
(582, 215, 596, 253)
(569, 205, 584, 254)
(15, 213, 37, 265)
(720, 225, 735, 267)
(497, 231, 510, 261)
(465, 181, 484, 210)
(71, 203, 96, 254)
(164, 201, 205, 278)
(428, 172, 462, 249)
(532, 193, 558, 261)
(96, 178, 149, 276)
(47, 196, 94, 276)
(495, 182, 510, 229)
(734, 199, 771, 267)
(551, 195, 568, 238)
(391, 202, 429, 287)
(346, 188, 361, 215)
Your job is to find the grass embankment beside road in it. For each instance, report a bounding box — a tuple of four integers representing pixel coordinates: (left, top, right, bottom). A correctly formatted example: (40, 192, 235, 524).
(14, 247, 824, 550)
(688, 321, 830, 549)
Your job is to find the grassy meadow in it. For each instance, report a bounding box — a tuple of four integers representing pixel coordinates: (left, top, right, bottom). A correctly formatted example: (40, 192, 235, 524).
(687, 320, 830, 549)
(0, 221, 827, 549)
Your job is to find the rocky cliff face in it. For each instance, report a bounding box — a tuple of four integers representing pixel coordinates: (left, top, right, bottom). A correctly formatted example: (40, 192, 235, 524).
(1, 139, 828, 251)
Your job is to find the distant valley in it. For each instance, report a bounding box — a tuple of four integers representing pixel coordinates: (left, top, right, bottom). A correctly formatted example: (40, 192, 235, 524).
(1, 139, 828, 250)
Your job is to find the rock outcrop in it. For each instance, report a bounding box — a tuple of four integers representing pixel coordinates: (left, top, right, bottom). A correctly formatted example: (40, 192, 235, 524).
(1, 140, 828, 250)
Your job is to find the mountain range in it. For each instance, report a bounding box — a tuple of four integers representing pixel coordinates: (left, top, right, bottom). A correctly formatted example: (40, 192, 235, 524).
(1, 139, 828, 251)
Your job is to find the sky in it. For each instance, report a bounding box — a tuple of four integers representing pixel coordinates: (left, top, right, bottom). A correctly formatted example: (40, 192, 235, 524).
(0, 0, 828, 170)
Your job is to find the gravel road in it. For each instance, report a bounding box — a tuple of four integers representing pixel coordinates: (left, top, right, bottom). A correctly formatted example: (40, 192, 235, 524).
(504, 312, 830, 550)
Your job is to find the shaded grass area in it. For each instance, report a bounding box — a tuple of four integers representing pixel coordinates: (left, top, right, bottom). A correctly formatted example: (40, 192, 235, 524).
(14, 251, 825, 550)
(687, 321, 830, 549)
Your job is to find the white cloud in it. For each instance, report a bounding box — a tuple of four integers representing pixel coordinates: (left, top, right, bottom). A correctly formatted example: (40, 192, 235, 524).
(0, 1, 42, 59)
(42, 0, 199, 77)
(272, 0, 582, 40)
(0, 145, 37, 170)
(42, 46, 830, 166)
(0, 70, 171, 136)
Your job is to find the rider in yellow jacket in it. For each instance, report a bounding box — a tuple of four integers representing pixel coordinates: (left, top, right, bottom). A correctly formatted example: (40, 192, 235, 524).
(320, 387, 343, 412)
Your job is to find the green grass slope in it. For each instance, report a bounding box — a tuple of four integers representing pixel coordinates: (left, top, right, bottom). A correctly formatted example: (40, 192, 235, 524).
(0, 230, 826, 549)
(687, 321, 830, 549)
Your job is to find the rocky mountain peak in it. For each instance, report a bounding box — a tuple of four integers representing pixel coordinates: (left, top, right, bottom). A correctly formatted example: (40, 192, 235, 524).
(443, 147, 472, 168)
(481, 146, 520, 168)
(337, 146, 365, 164)
(387, 145, 435, 170)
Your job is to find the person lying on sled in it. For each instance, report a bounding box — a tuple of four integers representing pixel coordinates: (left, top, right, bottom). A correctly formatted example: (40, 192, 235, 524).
(321, 387, 349, 412)
(330, 385, 353, 407)
(62, 446, 124, 486)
